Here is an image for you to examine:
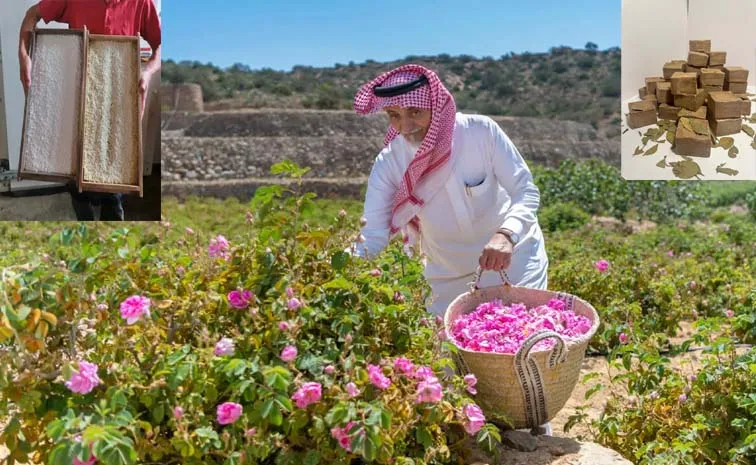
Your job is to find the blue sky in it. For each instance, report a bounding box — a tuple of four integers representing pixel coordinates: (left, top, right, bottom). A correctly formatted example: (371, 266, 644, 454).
(164, 0, 620, 71)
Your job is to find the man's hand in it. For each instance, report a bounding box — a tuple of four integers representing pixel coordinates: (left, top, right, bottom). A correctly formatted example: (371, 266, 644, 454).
(479, 231, 514, 271)
(138, 71, 151, 120)
(19, 52, 32, 95)
(18, 5, 41, 95)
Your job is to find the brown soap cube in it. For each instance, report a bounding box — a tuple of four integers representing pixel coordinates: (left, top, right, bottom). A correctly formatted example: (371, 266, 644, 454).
(724, 66, 749, 82)
(639, 86, 648, 98)
(629, 99, 656, 112)
(643, 94, 659, 109)
(658, 104, 681, 121)
(674, 89, 708, 111)
(626, 109, 657, 129)
(663, 61, 686, 79)
(687, 51, 709, 67)
(708, 51, 726, 66)
(671, 72, 698, 96)
(678, 106, 707, 119)
(707, 91, 742, 119)
(734, 94, 752, 115)
(645, 76, 666, 95)
(684, 64, 704, 76)
(689, 40, 711, 53)
(656, 82, 674, 105)
(699, 68, 725, 86)
(703, 85, 724, 92)
(708, 64, 724, 69)
(725, 81, 747, 94)
(674, 118, 711, 157)
(708, 117, 742, 136)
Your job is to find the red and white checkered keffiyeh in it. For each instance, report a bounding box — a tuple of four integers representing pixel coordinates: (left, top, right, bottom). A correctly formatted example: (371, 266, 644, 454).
(354, 64, 457, 245)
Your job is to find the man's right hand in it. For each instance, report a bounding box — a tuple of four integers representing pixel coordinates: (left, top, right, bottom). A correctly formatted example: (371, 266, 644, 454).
(19, 52, 32, 95)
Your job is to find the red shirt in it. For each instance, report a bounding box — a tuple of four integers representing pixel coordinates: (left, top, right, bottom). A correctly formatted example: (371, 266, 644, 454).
(38, 0, 161, 52)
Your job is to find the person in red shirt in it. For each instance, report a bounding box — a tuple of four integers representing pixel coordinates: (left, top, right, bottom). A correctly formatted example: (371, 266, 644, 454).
(18, 0, 161, 221)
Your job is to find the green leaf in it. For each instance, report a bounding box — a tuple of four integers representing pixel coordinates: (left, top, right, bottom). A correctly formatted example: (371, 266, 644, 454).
(151, 404, 165, 424)
(643, 144, 659, 155)
(45, 419, 66, 441)
(715, 163, 739, 176)
(719, 137, 735, 150)
(330, 251, 350, 271)
(585, 383, 605, 400)
(194, 427, 219, 441)
(304, 450, 320, 465)
(728, 146, 739, 158)
(323, 277, 356, 291)
(415, 427, 433, 448)
(742, 124, 755, 137)
(264, 366, 292, 391)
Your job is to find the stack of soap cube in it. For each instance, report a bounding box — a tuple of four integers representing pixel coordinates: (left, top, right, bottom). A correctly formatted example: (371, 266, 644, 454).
(627, 39, 752, 157)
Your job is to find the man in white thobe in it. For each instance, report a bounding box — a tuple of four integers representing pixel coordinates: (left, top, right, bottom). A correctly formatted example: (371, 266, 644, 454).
(352, 64, 549, 317)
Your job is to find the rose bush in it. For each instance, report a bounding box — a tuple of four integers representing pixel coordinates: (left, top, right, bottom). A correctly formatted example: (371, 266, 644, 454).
(0, 163, 504, 465)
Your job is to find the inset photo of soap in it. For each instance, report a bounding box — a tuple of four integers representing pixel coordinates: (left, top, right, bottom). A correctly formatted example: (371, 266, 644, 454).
(620, 0, 756, 180)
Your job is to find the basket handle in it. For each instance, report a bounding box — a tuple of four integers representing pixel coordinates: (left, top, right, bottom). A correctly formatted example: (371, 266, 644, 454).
(513, 330, 569, 432)
(469, 266, 511, 293)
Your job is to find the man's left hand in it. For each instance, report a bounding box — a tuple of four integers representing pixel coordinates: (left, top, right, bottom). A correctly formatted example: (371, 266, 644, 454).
(479, 232, 514, 271)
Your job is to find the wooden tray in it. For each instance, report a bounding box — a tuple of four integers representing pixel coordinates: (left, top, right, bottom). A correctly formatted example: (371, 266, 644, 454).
(18, 29, 88, 184)
(78, 34, 143, 197)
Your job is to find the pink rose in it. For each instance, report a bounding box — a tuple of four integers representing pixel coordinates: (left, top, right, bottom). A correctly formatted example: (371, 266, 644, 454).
(287, 297, 302, 311)
(416, 376, 443, 403)
(214, 338, 235, 357)
(324, 365, 335, 375)
(414, 366, 434, 381)
(208, 235, 230, 260)
(278, 321, 290, 331)
(369, 268, 382, 277)
(667, 250, 674, 257)
(65, 361, 102, 395)
(619, 333, 628, 344)
(393, 357, 415, 376)
(367, 364, 391, 390)
(245, 428, 256, 437)
(217, 402, 243, 425)
(464, 374, 478, 395)
(281, 345, 297, 362)
(286, 287, 295, 298)
(173, 406, 184, 419)
(292, 382, 322, 409)
(228, 289, 253, 309)
(185, 227, 194, 235)
(345, 382, 360, 398)
(119, 295, 151, 325)
(463, 404, 486, 435)
(594, 259, 609, 272)
(725, 309, 734, 318)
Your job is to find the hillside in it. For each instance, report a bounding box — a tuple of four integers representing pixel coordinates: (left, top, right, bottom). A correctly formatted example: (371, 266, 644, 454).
(162, 44, 622, 138)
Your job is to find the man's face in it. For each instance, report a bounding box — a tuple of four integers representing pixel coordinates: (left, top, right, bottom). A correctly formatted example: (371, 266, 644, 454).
(384, 106, 432, 144)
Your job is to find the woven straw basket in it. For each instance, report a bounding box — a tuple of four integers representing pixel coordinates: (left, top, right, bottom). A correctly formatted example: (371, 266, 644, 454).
(443, 268, 600, 430)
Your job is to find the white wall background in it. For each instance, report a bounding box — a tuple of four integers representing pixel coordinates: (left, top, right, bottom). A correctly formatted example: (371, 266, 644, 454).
(622, 0, 756, 101)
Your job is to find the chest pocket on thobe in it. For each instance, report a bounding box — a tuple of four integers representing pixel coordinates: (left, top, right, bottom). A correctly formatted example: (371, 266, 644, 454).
(462, 173, 499, 221)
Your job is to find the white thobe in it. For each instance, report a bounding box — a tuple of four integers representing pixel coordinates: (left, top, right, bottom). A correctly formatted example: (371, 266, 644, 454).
(355, 112, 549, 316)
